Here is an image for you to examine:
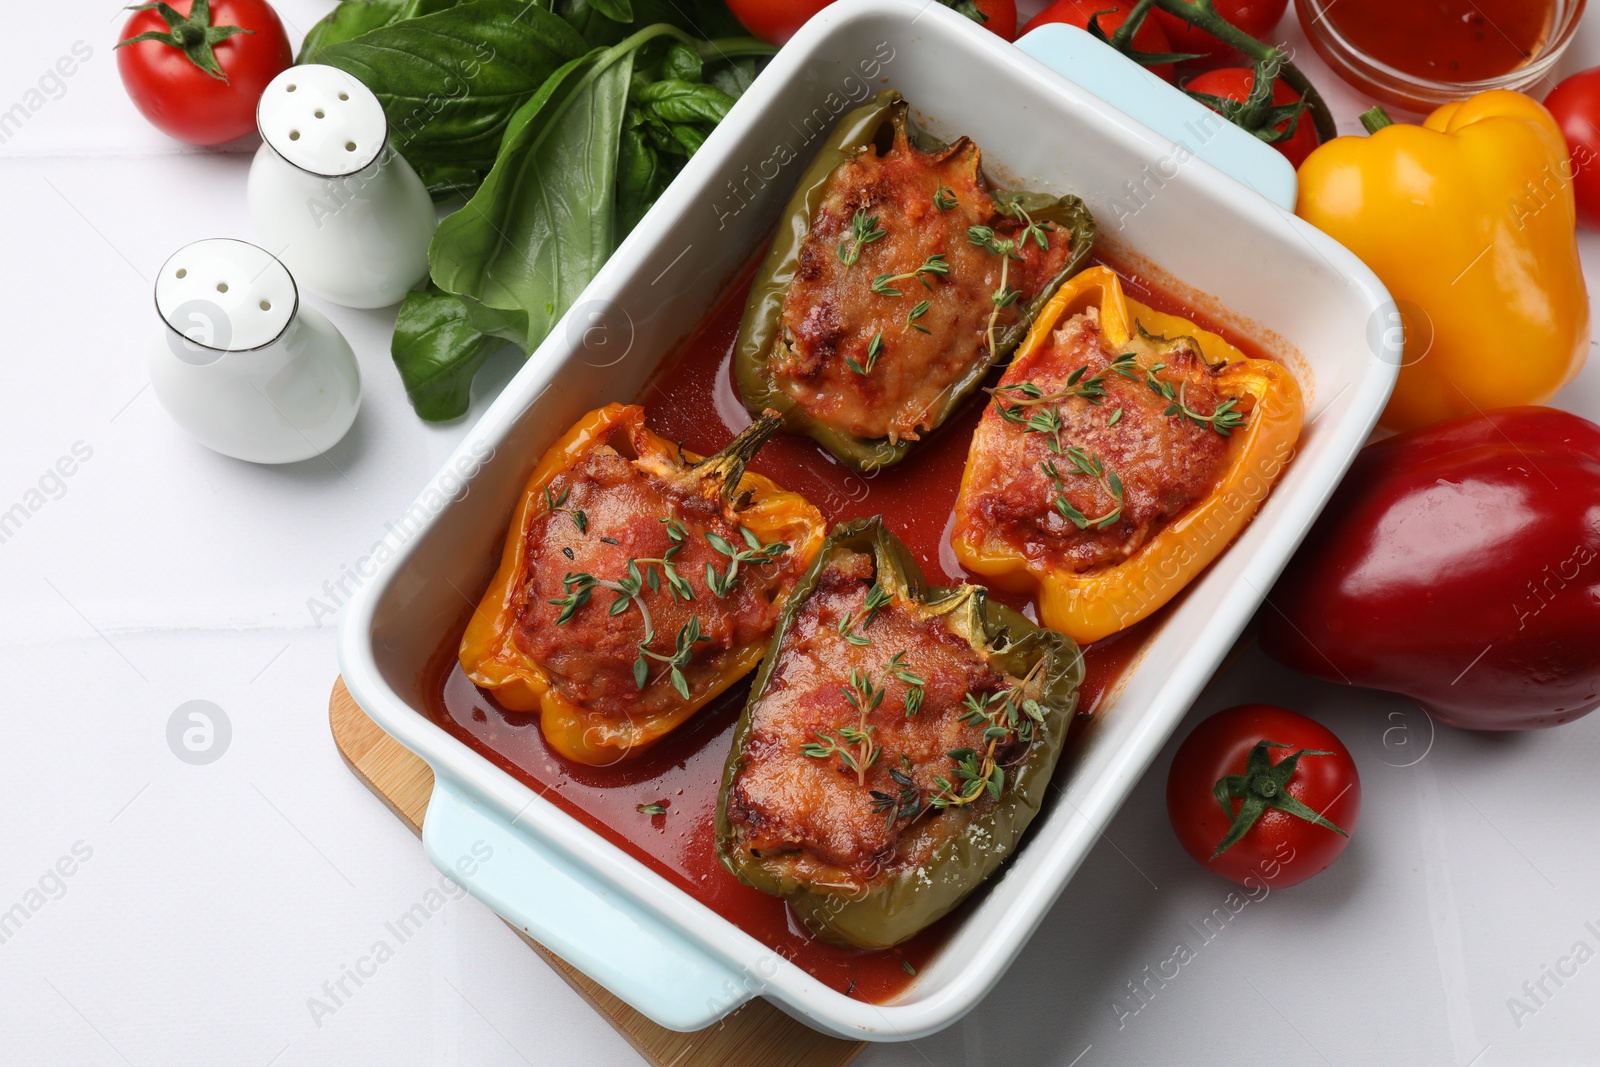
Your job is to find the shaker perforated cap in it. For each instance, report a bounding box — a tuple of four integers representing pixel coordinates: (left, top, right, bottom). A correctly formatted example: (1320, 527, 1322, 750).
(257, 64, 387, 176)
(155, 238, 297, 353)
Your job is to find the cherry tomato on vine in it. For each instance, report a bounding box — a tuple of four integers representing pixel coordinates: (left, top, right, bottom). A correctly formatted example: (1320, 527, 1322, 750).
(1022, 0, 1178, 82)
(963, 0, 1019, 41)
(1186, 66, 1318, 167)
(1166, 704, 1360, 888)
(116, 0, 292, 145)
(1542, 67, 1600, 231)
(726, 0, 1014, 45)
(1153, 0, 1288, 67)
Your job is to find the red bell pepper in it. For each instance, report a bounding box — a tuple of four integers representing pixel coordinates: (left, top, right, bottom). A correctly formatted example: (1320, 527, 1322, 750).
(1260, 407, 1600, 731)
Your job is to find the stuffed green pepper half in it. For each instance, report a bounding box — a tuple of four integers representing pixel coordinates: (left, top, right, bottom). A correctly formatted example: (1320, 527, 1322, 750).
(735, 91, 1097, 472)
(715, 516, 1084, 949)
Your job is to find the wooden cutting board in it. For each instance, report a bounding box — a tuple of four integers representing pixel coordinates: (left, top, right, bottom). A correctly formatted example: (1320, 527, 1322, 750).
(328, 678, 864, 1067)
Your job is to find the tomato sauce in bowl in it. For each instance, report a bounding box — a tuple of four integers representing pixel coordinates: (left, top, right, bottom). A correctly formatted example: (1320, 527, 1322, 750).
(1296, 0, 1583, 112)
(425, 253, 1264, 1004)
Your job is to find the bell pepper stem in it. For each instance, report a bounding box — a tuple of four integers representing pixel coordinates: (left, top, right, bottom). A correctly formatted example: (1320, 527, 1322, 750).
(1360, 106, 1394, 134)
(691, 409, 783, 506)
(1148, 0, 1339, 145)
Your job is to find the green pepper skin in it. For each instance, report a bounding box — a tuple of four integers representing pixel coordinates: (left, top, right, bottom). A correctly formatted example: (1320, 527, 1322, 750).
(734, 91, 1098, 473)
(714, 516, 1085, 949)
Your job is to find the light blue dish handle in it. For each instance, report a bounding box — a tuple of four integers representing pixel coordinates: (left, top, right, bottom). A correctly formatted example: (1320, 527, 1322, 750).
(1015, 24, 1298, 211)
(422, 774, 749, 1031)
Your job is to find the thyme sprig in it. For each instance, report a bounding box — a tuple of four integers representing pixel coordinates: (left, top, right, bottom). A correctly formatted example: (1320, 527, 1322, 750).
(885, 650, 927, 717)
(933, 185, 958, 212)
(1042, 447, 1125, 530)
(1140, 361, 1247, 435)
(871, 254, 949, 297)
(930, 659, 1046, 810)
(1000, 195, 1052, 252)
(837, 208, 886, 267)
(845, 331, 884, 376)
(990, 355, 1123, 416)
(870, 758, 923, 832)
(547, 519, 781, 695)
(540, 484, 588, 533)
(549, 566, 709, 697)
(636, 615, 711, 696)
(802, 652, 926, 784)
(997, 341, 1246, 475)
(837, 583, 893, 646)
(906, 299, 932, 334)
(704, 525, 790, 597)
(969, 224, 1023, 357)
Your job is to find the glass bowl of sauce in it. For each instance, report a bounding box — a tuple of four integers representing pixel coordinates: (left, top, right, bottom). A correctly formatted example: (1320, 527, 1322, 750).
(1296, 0, 1586, 112)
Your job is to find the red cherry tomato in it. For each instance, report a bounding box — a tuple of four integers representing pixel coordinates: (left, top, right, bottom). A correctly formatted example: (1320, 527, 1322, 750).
(727, 0, 1015, 46)
(1166, 704, 1360, 888)
(968, 0, 1019, 42)
(116, 0, 292, 145)
(1542, 67, 1600, 231)
(1153, 0, 1288, 66)
(1185, 66, 1318, 167)
(1022, 0, 1178, 82)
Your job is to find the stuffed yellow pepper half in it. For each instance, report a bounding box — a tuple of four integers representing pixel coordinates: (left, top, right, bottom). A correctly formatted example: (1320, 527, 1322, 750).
(951, 267, 1302, 644)
(460, 404, 826, 765)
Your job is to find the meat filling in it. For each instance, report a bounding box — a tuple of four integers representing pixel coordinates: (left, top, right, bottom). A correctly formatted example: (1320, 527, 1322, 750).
(773, 133, 1079, 443)
(723, 550, 1017, 888)
(512, 430, 800, 722)
(962, 310, 1240, 572)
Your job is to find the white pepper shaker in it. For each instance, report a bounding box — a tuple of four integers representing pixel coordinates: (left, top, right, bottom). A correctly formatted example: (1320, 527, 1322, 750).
(148, 238, 361, 464)
(247, 64, 435, 309)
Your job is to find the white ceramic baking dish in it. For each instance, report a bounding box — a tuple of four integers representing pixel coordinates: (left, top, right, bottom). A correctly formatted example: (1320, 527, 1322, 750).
(339, 0, 1397, 1041)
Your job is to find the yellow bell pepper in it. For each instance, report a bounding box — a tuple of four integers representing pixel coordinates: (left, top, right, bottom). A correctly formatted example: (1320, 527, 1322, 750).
(951, 267, 1303, 644)
(1296, 90, 1589, 432)
(460, 404, 826, 765)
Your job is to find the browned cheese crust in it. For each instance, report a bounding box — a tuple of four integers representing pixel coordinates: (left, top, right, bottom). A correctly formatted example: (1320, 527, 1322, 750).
(772, 133, 1077, 444)
(512, 424, 800, 722)
(723, 550, 1012, 890)
(964, 311, 1237, 572)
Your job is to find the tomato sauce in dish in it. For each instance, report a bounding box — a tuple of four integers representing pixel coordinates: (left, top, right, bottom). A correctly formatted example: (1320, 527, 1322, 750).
(427, 252, 1264, 1004)
(1319, 0, 1554, 82)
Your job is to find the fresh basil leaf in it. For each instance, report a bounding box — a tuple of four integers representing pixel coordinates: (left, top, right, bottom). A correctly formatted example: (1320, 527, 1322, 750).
(299, 0, 409, 61)
(661, 41, 703, 82)
(429, 34, 642, 353)
(707, 55, 758, 98)
(583, 0, 634, 22)
(316, 0, 587, 192)
(555, 0, 742, 45)
(298, 0, 473, 61)
(616, 125, 669, 237)
(391, 287, 507, 421)
(633, 78, 735, 125)
(553, 0, 630, 46)
(667, 122, 708, 155)
(413, 160, 485, 200)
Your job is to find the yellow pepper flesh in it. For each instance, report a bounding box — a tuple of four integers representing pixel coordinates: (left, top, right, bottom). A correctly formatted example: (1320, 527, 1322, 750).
(1296, 90, 1589, 432)
(952, 267, 1303, 644)
(459, 404, 826, 765)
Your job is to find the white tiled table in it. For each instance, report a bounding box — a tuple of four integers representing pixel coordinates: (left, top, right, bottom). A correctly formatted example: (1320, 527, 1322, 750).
(3, 2, 1597, 1064)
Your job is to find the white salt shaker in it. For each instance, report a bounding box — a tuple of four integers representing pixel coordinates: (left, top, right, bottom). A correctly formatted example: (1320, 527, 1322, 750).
(247, 64, 435, 309)
(148, 238, 361, 464)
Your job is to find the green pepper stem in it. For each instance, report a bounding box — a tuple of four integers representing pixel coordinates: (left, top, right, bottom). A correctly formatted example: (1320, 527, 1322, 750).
(1360, 106, 1394, 133)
